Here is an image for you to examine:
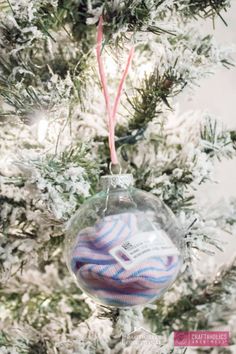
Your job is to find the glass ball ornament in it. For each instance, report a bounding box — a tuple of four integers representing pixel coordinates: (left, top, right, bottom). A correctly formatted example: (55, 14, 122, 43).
(65, 174, 183, 308)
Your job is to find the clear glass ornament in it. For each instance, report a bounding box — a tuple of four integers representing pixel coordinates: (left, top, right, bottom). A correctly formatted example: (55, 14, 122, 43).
(65, 174, 183, 308)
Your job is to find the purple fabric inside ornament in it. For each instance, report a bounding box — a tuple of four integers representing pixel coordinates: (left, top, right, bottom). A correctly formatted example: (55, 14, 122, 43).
(70, 212, 181, 307)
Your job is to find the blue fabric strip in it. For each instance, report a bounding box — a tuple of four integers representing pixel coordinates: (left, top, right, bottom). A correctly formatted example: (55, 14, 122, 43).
(99, 222, 129, 251)
(128, 263, 178, 278)
(93, 220, 119, 243)
(88, 286, 157, 298)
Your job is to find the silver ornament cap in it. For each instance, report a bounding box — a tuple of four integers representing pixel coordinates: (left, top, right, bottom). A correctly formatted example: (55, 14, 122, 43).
(100, 174, 134, 190)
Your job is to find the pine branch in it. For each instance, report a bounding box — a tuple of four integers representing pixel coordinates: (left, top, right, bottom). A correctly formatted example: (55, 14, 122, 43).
(230, 130, 236, 149)
(53, 1, 231, 40)
(3, 0, 228, 45)
(51, 0, 173, 42)
(173, 0, 230, 25)
(0, 6, 90, 118)
(115, 30, 233, 149)
(132, 160, 196, 213)
(0, 182, 65, 282)
(120, 114, 236, 212)
(0, 281, 90, 329)
(29, 143, 100, 220)
(145, 259, 236, 333)
(0, 274, 91, 353)
(200, 116, 235, 160)
(115, 68, 186, 145)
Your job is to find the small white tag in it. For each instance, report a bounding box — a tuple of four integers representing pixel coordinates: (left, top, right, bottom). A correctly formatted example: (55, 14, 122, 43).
(109, 228, 180, 270)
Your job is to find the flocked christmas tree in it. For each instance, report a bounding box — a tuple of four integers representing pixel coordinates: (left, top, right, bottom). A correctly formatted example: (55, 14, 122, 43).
(0, 1, 236, 353)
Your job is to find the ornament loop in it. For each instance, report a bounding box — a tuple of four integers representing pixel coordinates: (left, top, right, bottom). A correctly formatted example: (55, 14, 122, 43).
(96, 16, 134, 165)
(109, 162, 122, 175)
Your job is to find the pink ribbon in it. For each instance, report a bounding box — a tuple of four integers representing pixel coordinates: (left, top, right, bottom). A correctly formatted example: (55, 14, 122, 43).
(96, 16, 134, 165)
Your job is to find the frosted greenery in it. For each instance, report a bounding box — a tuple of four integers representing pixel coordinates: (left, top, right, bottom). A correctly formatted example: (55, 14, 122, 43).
(0, 0, 236, 353)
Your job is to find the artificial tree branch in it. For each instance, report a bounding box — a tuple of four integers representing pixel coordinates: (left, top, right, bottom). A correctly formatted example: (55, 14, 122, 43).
(145, 259, 236, 332)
